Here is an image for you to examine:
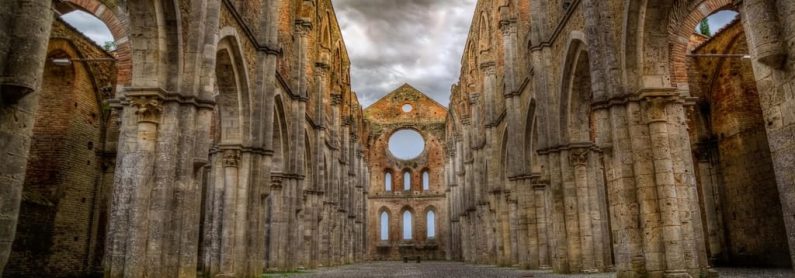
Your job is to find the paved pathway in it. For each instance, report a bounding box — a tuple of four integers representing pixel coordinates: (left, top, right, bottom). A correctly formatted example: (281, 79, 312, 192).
(264, 261, 794, 278)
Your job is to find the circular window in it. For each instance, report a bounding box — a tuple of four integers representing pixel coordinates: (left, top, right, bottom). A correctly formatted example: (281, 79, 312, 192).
(402, 104, 413, 113)
(388, 129, 425, 160)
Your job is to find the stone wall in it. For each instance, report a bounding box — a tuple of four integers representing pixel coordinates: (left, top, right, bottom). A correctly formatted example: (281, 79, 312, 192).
(446, 0, 795, 277)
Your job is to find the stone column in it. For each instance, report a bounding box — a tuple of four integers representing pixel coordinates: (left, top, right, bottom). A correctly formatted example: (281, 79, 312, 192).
(267, 174, 286, 271)
(204, 152, 224, 275)
(741, 0, 787, 67)
(692, 147, 725, 263)
(532, 182, 550, 269)
(481, 62, 498, 128)
(645, 97, 686, 276)
(121, 95, 163, 278)
(740, 0, 795, 269)
(570, 148, 596, 272)
(604, 102, 644, 276)
(544, 150, 569, 272)
(0, 0, 53, 271)
(220, 149, 240, 275)
(560, 149, 582, 273)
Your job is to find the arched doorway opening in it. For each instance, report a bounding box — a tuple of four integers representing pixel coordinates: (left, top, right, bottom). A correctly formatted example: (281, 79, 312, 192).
(684, 8, 790, 268)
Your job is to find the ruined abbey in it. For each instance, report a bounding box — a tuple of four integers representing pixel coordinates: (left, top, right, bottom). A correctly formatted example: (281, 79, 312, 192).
(1, 0, 795, 277)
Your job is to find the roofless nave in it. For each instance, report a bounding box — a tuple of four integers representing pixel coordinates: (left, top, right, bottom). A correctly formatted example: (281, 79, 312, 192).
(1, 0, 795, 277)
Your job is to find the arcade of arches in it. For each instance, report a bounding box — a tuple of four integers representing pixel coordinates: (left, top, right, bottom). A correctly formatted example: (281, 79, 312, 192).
(0, 0, 794, 277)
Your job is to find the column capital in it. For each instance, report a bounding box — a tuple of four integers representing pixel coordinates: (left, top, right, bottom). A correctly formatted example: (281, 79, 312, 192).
(295, 18, 313, 36)
(479, 61, 497, 74)
(468, 93, 481, 104)
(315, 62, 330, 75)
(642, 96, 673, 123)
(223, 149, 241, 168)
(330, 94, 343, 106)
(271, 173, 284, 189)
(129, 95, 162, 124)
(568, 148, 589, 167)
(499, 18, 517, 34)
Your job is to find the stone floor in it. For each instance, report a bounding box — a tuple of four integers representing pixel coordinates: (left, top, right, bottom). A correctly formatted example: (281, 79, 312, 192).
(267, 262, 795, 278)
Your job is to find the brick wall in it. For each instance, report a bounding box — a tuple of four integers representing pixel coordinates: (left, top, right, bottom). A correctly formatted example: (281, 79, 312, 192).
(365, 85, 448, 260)
(4, 19, 114, 277)
(688, 21, 790, 267)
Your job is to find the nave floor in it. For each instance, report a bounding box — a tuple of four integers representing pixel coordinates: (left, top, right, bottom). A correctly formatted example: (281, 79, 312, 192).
(264, 261, 794, 278)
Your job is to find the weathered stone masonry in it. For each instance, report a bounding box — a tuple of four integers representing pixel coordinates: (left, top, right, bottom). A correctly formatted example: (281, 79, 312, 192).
(1, 0, 370, 277)
(446, 0, 795, 277)
(2, 0, 795, 277)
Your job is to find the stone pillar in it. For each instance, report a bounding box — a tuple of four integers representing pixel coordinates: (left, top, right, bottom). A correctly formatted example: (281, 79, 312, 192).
(482, 62, 497, 124)
(204, 153, 223, 275)
(500, 17, 518, 95)
(741, 0, 787, 68)
(269, 174, 288, 270)
(604, 102, 643, 276)
(692, 146, 725, 263)
(740, 0, 795, 269)
(544, 150, 569, 272)
(219, 149, 240, 275)
(645, 97, 686, 276)
(0, 0, 53, 271)
(532, 182, 550, 269)
(570, 148, 596, 272)
(508, 195, 520, 266)
(119, 95, 162, 278)
(559, 149, 582, 273)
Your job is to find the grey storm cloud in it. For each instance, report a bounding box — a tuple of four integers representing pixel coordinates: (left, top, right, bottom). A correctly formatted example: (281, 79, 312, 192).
(332, 0, 478, 107)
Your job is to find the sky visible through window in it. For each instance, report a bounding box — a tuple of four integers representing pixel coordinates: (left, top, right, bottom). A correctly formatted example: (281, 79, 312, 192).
(388, 129, 425, 160)
(61, 11, 114, 48)
(695, 10, 739, 34)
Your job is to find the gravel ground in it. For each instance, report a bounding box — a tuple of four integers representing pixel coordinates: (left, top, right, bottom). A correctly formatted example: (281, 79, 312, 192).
(270, 262, 795, 278)
(712, 267, 794, 278)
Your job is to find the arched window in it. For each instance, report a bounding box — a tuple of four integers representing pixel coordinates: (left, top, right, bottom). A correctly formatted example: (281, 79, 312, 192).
(402, 211, 413, 240)
(380, 211, 389, 241)
(422, 170, 430, 191)
(403, 171, 411, 191)
(427, 210, 436, 239)
(385, 172, 392, 192)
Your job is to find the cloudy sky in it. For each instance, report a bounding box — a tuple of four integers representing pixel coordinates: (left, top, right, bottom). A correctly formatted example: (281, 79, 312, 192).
(332, 0, 477, 107)
(61, 10, 114, 48)
(61, 3, 737, 108)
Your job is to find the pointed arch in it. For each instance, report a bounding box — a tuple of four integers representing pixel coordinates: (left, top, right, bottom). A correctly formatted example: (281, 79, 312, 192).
(421, 169, 430, 191)
(499, 126, 509, 182)
(402, 170, 412, 191)
(126, 0, 182, 89)
(320, 13, 331, 48)
(558, 33, 593, 143)
(401, 208, 414, 240)
(478, 12, 491, 52)
(304, 130, 313, 189)
(215, 34, 251, 145)
(379, 207, 391, 241)
(425, 206, 437, 239)
(57, 0, 133, 85)
(524, 100, 538, 172)
(272, 95, 289, 172)
(384, 170, 393, 192)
